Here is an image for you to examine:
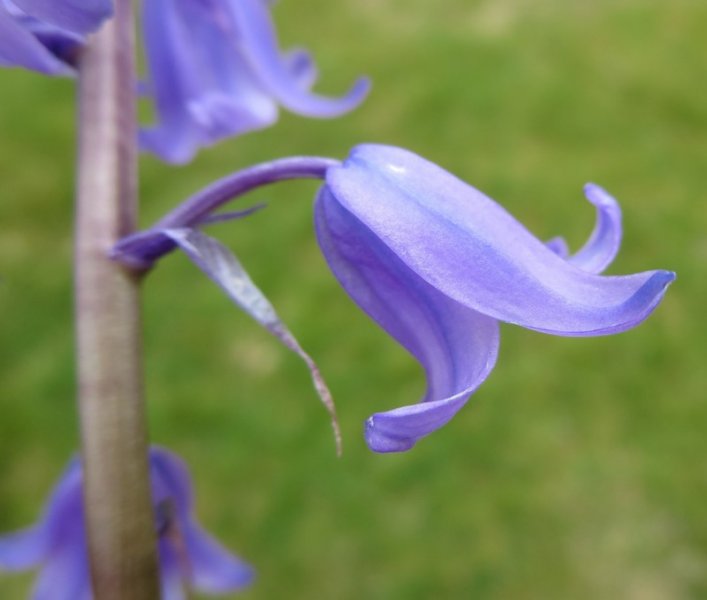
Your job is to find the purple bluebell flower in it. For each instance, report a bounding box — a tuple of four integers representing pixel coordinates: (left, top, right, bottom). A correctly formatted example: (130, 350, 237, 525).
(110, 146, 673, 454)
(314, 145, 675, 452)
(0, 446, 254, 598)
(139, 0, 370, 164)
(0, 0, 112, 75)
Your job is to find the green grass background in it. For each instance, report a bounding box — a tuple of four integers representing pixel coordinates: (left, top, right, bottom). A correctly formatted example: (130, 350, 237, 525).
(1, 0, 706, 597)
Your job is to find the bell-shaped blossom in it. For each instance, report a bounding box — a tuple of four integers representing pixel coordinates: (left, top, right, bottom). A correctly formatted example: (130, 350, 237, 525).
(0, 446, 254, 599)
(314, 144, 675, 452)
(108, 146, 673, 453)
(140, 0, 370, 164)
(0, 0, 112, 75)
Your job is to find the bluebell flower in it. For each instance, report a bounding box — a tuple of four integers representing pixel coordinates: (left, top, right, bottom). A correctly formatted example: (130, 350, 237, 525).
(0, 0, 112, 75)
(139, 0, 370, 164)
(0, 446, 254, 599)
(314, 145, 675, 452)
(110, 146, 674, 453)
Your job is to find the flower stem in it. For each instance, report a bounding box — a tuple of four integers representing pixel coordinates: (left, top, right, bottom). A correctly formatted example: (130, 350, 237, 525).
(111, 156, 339, 269)
(74, 1, 159, 597)
(155, 156, 339, 229)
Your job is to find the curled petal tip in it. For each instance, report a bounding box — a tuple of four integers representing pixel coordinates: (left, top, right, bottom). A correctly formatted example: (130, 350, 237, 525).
(325, 76, 372, 116)
(348, 76, 372, 103)
(564, 182, 623, 274)
(574, 268, 675, 337)
(634, 268, 676, 316)
(584, 182, 619, 209)
(352, 76, 372, 101)
(275, 74, 371, 119)
(333, 76, 372, 115)
(648, 269, 677, 293)
(365, 417, 417, 453)
(546, 236, 570, 258)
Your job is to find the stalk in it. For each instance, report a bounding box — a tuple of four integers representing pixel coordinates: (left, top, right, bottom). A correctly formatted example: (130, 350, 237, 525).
(111, 156, 339, 269)
(74, 1, 160, 597)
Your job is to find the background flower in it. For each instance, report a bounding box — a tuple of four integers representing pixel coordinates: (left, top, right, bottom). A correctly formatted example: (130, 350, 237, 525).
(0, 447, 254, 599)
(140, 0, 369, 163)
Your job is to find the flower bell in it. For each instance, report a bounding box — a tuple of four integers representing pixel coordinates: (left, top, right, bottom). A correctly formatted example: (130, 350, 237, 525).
(314, 144, 675, 452)
(0, 447, 254, 599)
(139, 0, 370, 163)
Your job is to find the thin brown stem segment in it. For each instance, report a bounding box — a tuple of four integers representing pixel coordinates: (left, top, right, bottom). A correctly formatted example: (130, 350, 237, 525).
(74, 1, 159, 597)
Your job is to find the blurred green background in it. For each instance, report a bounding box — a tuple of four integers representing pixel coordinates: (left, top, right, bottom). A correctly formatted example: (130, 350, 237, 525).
(1, 0, 706, 597)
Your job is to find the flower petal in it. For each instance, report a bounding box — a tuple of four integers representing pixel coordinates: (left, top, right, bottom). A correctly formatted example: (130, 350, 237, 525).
(150, 446, 194, 518)
(284, 47, 317, 90)
(162, 228, 342, 453)
(158, 540, 187, 600)
(227, 0, 370, 117)
(566, 183, 622, 274)
(0, 5, 73, 75)
(31, 540, 90, 600)
(140, 0, 367, 163)
(545, 236, 569, 258)
(20, 18, 82, 67)
(150, 447, 254, 595)
(316, 186, 500, 452)
(10, 0, 112, 35)
(139, 0, 278, 163)
(326, 145, 674, 337)
(139, 0, 208, 163)
(0, 456, 84, 574)
(184, 521, 254, 593)
(0, 526, 47, 571)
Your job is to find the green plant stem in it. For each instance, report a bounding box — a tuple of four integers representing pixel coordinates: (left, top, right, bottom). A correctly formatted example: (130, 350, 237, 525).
(74, 1, 159, 597)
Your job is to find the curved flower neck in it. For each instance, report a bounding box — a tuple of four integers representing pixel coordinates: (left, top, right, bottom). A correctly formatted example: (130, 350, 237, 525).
(111, 156, 339, 269)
